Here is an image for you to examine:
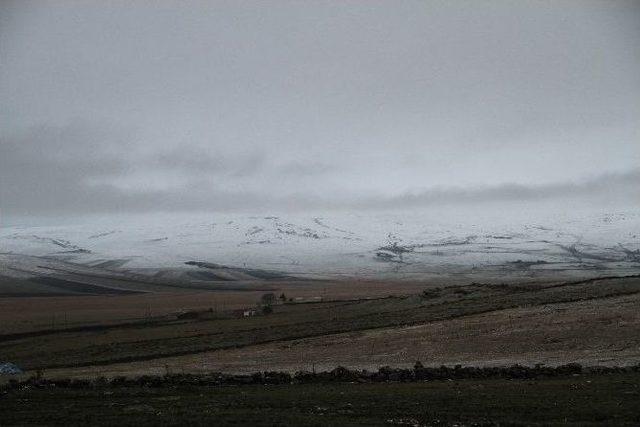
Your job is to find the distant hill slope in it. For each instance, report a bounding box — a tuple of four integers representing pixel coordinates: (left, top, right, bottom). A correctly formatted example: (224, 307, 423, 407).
(1, 209, 639, 283)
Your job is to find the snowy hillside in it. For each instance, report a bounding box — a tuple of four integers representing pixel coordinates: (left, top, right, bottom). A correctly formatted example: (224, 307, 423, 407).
(1, 206, 639, 281)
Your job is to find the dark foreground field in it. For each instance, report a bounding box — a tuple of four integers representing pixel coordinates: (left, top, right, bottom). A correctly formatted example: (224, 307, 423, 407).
(1, 370, 639, 426)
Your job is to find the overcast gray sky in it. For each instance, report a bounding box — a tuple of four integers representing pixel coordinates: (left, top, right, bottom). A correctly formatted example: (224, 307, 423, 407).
(1, 0, 639, 217)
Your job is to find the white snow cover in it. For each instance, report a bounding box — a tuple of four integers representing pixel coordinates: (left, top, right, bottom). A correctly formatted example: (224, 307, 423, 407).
(1, 204, 639, 280)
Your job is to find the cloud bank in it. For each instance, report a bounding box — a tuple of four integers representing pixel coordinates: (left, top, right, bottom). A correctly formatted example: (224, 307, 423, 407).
(1, 123, 638, 217)
(1, 1, 639, 217)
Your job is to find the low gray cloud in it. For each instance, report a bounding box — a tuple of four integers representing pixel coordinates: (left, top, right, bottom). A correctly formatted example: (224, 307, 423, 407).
(1, 121, 637, 217)
(360, 170, 640, 210)
(1, 1, 639, 218)
(276, 161, 336, 177)
(0, 122, 328, 215)
(149, 146, 267, 177)
(1, 123, 131, 216)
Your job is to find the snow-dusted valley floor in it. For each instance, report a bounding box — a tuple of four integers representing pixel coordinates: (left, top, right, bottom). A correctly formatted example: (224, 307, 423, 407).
(1, 206, 639, 285)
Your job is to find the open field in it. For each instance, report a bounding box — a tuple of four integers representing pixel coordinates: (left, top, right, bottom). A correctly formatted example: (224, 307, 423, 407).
(1, 275, 638, 377)
(0, 279, 437, 335)
(1, 252, 639, 426)
(2, 371, 639, 426)
(49, 290, 640, 378)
